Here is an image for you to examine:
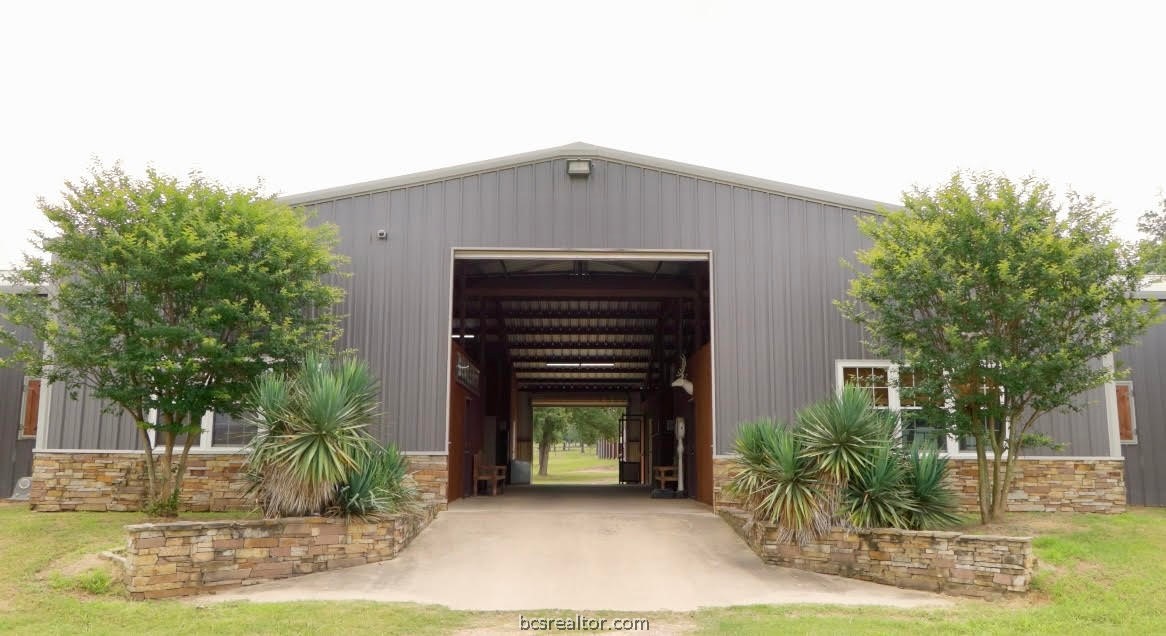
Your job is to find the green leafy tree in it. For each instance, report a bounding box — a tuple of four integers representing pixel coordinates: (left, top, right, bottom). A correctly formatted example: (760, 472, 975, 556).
(533, 407, 571, 476)
(839, 172, 1157, 523)
(1137, 195, 1166, 274)
(567, 406, 621, 451)
(0, 164, 344, 516)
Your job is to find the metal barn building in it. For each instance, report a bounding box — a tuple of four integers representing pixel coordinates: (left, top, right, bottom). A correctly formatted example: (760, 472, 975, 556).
(14, 144, 1136, 511)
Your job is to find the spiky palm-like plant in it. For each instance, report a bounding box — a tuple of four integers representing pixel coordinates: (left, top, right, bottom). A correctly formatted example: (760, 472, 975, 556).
(904, 445, 961, 529)
(245, 353, 380, 518)
(336, 444, 423, 520)
(726, 419, 831, 544)
(840, 445, 916, 530)
(796, 386, 897, 486)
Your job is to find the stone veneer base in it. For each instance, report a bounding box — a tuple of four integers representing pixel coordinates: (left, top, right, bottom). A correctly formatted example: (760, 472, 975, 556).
(29, 451, 451, 512)
(713, 456, 1126, 515)
(121, 508, 437, 599)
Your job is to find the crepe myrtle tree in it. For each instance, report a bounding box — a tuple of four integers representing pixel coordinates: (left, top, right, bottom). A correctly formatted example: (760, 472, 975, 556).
(838, 171, 1157, 523)
(1137, 195, 1166, 274)
(0, 163, 345, 516)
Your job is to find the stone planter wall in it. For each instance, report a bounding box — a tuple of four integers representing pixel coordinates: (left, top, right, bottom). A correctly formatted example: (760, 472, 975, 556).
(29, 451, 452, 512)
(724, 513, 1034, 599)
(122, 507, 437, 599)
(406, 454, 449, 508)
(713, 456, 1126, 515)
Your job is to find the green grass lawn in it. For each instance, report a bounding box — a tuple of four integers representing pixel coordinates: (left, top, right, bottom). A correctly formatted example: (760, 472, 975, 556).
(1, 502, 1164, 634)
(531, 445, 618, 484)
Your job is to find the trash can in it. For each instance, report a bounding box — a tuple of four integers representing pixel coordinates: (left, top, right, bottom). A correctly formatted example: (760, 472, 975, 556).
(510, 460, 531, 485)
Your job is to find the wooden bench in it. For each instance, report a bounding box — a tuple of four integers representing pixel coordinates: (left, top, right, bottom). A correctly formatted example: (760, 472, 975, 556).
(654, 465, 678, 490)
(473, 452, 507, 496)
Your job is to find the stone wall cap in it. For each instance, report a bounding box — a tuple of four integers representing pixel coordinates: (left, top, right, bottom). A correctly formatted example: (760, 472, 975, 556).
(748, 523, 1034, 544)
(958, 534, 1034, 542)
(125, 512, 422, 533)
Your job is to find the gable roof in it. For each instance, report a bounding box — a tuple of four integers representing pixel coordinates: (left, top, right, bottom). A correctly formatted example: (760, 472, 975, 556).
(279, 142, 895, 212)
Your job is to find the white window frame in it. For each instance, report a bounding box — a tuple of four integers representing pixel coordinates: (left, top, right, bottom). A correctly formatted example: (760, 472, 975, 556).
(144, 410, 251, 453)
(1115, 380, 1137, 445)
(836, 359, 974, 457)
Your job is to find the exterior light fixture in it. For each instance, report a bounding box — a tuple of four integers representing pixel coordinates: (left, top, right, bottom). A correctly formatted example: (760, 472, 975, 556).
(566, 159, 591, 177)
(580, 362, 615, 367)
(451, 334, 475, 339)
(545, 362, 615, 368)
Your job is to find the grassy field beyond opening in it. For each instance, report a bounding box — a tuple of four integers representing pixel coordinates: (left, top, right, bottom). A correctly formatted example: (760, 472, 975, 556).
(531, 445, 618, 484)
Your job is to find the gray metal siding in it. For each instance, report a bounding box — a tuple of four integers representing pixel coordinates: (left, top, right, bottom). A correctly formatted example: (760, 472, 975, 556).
(305, 158, 886, 453)
(1022, 385, 1111, 457)
(1118, 319, 1166, 506)
(0, 322, 36, 495)
(40, 156, 1116, 457)
(45, 383, 140, 450)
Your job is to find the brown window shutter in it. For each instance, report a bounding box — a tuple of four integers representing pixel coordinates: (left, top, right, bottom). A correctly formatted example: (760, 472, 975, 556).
(22, 379, 41, 437)
(1116, 384, 1134, 442)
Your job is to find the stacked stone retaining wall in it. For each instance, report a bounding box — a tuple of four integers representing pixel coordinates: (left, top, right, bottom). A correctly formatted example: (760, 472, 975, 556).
(121, 508, 436, 599)
(724, 513, 1034, 598)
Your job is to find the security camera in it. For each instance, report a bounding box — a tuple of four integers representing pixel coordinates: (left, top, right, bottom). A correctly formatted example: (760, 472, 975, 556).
(375, 229, 388, 240)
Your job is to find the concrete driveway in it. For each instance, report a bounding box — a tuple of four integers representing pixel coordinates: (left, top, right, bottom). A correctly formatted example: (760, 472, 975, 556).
(203, 485, 949, 611)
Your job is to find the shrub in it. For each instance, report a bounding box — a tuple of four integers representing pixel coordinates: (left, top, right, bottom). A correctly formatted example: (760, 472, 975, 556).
(840, 445, 915, 530)
(336, 444, 423, 520)
(729, 388, 959, 542)
(245, 353, 419, 519)
(726, 419, 831, 544)
(903, 445, 961, 530)
(796, 386, 897, 484)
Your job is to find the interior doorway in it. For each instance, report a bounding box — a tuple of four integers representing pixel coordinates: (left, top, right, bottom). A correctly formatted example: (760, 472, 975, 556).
(446, 250, 713, 505)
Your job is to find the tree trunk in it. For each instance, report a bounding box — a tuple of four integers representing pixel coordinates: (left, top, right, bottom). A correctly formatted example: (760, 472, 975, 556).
(147, 413, 181, 517)
(975, 430, 992, 524)
(171, 414, 199, 502)
(138, 425, 158, 504)
(538, 443, 550, 476)
(993, 431, 1023, 521)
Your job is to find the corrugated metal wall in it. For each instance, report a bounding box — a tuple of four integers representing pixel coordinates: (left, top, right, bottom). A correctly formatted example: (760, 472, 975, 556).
(1023, 386, 1112, 457)
(0, 322, 37, 495)
(42, 383, 141, 450)
(1118, 318, 1166, 505)
(38, 156, 1116, 457)
(298, 158, 883, 453)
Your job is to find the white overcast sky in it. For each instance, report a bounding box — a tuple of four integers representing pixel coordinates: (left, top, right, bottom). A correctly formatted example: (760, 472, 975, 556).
(2, 1, 1163, 268)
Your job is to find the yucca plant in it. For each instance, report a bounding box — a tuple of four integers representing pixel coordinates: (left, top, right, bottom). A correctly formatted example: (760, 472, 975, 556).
(796, 386, 897, 485)
(840, 444, 916, 529)
(904, 445, 961, 529)
(336, 443, 423, 520)
(245, 353, 380, 518)
(726, 419, 831, 544)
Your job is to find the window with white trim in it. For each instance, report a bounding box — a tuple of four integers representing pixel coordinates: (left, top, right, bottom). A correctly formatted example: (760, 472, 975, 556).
(145, 410, 255, 451)
(211, 412, 257, 447)
(955, 368, 1007, 452)
(837, 360, 949, 453)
